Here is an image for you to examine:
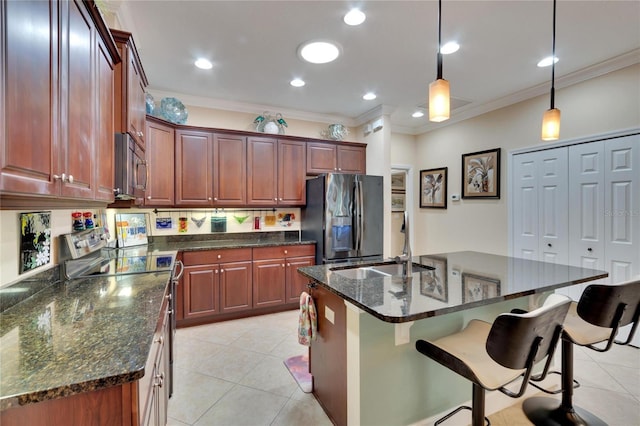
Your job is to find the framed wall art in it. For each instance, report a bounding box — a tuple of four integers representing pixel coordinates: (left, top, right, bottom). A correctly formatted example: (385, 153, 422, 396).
(419, 255, 448, 302)
(462, 273, 501, 303)
(462, 148, 501, 199)
(391, 192, 406, 212)
(391, 172, 406, 191)
(420, 167, 447, 209)
(20, 211, 52, 274)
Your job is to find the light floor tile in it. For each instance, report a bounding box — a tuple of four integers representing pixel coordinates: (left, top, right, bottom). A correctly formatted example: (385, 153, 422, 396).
(239, 354, 299, 398)
(271, 396, 335, 426)
(194, 384, 288, 426)
(198, 346, 265, 382)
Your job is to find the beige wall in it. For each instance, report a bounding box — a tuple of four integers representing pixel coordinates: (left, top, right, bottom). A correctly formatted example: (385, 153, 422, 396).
(412, 63, 640, 256)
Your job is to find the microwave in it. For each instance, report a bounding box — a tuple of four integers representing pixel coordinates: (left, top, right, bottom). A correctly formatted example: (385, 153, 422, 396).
(114, 133, 147, 200)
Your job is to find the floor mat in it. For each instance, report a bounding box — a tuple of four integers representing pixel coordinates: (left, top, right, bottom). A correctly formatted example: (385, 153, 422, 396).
(284, 353, 313, 393)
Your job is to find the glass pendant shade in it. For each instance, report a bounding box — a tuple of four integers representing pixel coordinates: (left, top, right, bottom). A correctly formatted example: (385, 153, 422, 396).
(541, 108, 561, 141)
(429, 78, 450, 122)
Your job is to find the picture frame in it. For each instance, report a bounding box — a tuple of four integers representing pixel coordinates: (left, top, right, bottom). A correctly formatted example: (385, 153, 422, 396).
(419, 255, 448, 302)
(391, 192, 406, 212)
(462, 273, 501, 303)
(462, 148, 501, 199)
(115, 213, 149, 247)
(391, 172, 406, 191)
(20, 211, 52, 274)
(420, 167, 447, 209)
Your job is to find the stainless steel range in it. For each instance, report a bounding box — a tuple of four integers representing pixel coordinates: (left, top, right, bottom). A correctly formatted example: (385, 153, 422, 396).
(59, 227, 183, 397)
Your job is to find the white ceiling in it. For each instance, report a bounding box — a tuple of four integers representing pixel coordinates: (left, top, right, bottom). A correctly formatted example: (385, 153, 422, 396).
(110, 1, 640, 135)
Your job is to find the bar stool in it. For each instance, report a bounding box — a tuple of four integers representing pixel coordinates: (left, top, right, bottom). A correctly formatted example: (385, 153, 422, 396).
(523, 279, 640, 426)
(415, 294, 571, 426)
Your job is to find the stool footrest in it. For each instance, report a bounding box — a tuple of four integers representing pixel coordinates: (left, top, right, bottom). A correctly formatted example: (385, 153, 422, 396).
(528, 370, 581, 395)
(434, 405, 490, 426)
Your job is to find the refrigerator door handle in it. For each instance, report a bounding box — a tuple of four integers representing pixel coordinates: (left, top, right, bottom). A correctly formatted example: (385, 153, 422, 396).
(356, 180, 364, 254)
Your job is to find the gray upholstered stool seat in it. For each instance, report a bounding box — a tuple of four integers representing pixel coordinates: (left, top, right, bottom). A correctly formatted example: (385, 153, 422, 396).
(524, 278, 640, 426)
(416, 294, 571, 426)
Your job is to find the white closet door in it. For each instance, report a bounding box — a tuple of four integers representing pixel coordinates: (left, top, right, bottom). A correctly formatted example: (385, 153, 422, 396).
(567, 142, 606, 300)
(513, 152, 540, 260)
(604, 135, 640, 346)
(604, 135, 640, 282)
(538, 148, 569, 265)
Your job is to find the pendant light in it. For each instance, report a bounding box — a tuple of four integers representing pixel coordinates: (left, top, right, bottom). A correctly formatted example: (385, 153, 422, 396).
(541, 0, 560, 140)
(429, 0, 450, 122)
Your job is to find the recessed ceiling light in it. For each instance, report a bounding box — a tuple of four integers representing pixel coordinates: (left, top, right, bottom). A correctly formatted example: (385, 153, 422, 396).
(363, 92, 377, 100)
(290, 78, 305, 87)
(194, 58, 213, 70)
(299, 41, 341, 64)
(441, 41, 460, 55)
(537, 56, 559, 67)
(344, 9, 366, 26)
(412, 111, 425, 118)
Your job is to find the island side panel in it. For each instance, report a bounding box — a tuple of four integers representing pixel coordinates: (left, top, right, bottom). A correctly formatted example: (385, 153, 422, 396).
(357, 297, 534, 426)
(309, 284, 347, 426)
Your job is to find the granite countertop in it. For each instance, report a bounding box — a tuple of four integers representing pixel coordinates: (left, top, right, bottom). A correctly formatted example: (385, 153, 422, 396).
(0, 232, 316, 411)
(297, 250, 609, 323)
(0, 271, 171, 410)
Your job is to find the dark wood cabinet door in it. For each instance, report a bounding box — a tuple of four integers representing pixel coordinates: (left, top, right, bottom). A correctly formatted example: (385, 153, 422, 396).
(247, 137, 278, 206)
(252, 259, 286, 308)
(95, 37, 115, 202)
(61, 0, 95, 199)
(182, 264, 220, 319)
(310, 284, 347, 426)
(306, 142, 337, 174)
(1, 0, 59, 196)
(278, 140, 306, 205)
(145, 118, 175, 206)
(337, 145, 366, 174)
(213, 134, 246, 206)
(175, 130, 213, 206)
(286, 256, 315, 303)
(220, 261, 253, 313)
(128, 53, 147, 150)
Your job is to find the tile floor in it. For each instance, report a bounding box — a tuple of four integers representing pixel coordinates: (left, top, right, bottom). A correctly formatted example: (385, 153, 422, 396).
(168, 309, 639, 426)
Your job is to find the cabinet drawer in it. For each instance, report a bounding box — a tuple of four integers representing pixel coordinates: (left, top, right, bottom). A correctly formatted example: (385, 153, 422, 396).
(253, 244, 315, 260)
(183, 248, 252, 265)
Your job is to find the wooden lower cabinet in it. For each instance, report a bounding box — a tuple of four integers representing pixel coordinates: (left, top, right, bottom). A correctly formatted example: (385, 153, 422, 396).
(0, 289, 171, 426)
(176, 244, 315, 326)
(252, 245, 316, 308)
(309, 283, 347, 426)
(180, 249, 253, 322)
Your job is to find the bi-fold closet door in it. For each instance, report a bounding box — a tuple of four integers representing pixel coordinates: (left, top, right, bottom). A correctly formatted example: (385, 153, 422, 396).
(511, 133, 640, 343)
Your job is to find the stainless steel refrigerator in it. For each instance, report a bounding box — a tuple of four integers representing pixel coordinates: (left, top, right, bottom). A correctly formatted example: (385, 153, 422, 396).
(302, 173, 384, 264)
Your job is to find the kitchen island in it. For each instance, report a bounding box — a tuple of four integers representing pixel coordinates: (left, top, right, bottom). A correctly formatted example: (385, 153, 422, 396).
(297, 251, 608, 426)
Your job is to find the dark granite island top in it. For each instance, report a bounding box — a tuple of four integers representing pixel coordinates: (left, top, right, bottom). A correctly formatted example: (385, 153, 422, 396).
(297, 250, 609, 323)
(0, 271, 171, 411)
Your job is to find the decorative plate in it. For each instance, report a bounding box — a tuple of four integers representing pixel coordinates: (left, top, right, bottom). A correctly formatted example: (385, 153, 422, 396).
(159, 97, 188, 124)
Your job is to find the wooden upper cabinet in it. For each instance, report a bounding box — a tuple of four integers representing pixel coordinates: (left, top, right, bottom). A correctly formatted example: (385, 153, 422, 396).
(145, 118, 175, 206)
(1, 0, 59, 196)
(306, 142, 366, 175)
(247, 137, 278, 205)
(62, 0, 96, 200)
(213, 134, 246, 206)
(111, 28, 148, 151)
(336, 144, 366, 174)
(247, 137, 306, 206)
(1, 0, 118, 202)
(306, 142, 337, 174)
(175, 130, 213, 206)
(278, 140, 306, 205)
(95, 35, 116, 202)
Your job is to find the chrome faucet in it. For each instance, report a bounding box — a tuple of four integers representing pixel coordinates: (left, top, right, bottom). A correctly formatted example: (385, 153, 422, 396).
(394, 210, 412, 279)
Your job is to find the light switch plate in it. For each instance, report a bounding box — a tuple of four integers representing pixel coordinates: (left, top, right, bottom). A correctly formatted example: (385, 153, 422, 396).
(450, 193, 460, 201)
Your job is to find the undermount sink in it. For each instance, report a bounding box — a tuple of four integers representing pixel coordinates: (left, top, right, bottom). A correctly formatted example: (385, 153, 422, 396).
(331, 262, 434, 279)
